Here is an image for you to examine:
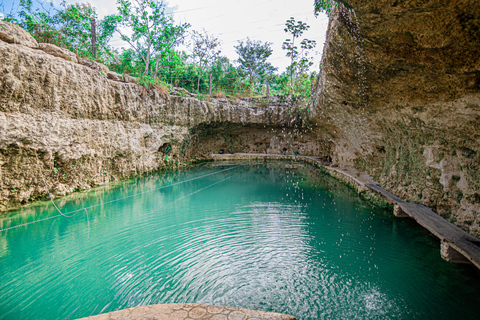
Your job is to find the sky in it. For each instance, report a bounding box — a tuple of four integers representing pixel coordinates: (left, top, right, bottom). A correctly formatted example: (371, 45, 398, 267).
(0, 0, 330, 73)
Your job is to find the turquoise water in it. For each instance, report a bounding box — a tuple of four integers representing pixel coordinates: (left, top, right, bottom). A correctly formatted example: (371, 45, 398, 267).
(0, 163, 479, 319)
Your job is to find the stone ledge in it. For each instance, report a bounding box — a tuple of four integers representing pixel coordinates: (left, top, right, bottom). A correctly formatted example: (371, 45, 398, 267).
(211, 153, 327, 165)
(77, 303, 296, 320)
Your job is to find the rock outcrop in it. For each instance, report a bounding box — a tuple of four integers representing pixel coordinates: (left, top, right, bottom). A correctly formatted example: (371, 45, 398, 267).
(0, 21, 326, 210)
(0, 21, 38, 48)
(38, 42, 78, 63)
(4, 2, 478, 240)
(315, 0, 480, 236)
(78, 57, 109, 75)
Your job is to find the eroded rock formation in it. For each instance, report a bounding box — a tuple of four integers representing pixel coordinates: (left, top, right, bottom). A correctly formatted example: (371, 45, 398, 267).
(315, 0, 480, 235)
(3, 0, 479, 239)
(0, 22, 327, 210)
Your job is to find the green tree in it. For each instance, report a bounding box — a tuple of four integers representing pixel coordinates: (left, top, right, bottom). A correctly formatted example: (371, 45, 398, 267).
(269, 72, 290, 96)
(57, 2, 116, 60)
(155, 49, 187, 85)
(282, 17, 316, 97)
(107, 0, 189, 76)
(151, 20, 189, 80)
(4, 0, 115, 61)
(210, 56, 245, 95)
(314, 0, 337, 16)
(234, 38, 276, 90)
(6, 0, 61, 44)
(190, 29, 222, 92)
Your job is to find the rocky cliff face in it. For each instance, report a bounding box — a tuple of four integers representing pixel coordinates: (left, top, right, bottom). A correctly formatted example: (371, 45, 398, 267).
(0, 22, 328, 210)
(315, 0, 480, 236)
(4, 3, 479, 239)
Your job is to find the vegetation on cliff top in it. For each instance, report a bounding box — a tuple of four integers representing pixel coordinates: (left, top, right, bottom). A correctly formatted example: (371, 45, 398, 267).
(2, 0, 321, 103)
(314, 0, 337, 16)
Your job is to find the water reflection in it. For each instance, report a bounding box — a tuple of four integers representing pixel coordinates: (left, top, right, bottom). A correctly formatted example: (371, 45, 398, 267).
(0, 163, 479, 320)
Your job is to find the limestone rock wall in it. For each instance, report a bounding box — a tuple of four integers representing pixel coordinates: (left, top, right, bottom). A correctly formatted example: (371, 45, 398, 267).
(0, 23, 325, 209)
(315, 0, 480, 236)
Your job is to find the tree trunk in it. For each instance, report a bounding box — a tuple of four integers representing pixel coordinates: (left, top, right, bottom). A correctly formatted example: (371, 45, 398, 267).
(170, 56, 173, 85)
(153, 59, 161, 79)
(209, 73, 212, 95)
(197, 64, 202, 92)
(90, 18, 96, 58)
(145, 51, 150, 75)
(266, 79, 270, 100)
(144, 33, 152, 75)
(290, 37, 296, 99)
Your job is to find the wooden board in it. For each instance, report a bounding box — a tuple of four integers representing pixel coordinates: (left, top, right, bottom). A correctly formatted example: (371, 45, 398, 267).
(367, 184, 480, 269)
(210, 154, 480, 269)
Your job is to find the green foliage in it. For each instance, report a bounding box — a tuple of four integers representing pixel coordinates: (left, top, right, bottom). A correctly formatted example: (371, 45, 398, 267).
(190, 29, 222, 92)
(109, 49, 138, 75)
(268, 72, 289, 95)
(56, 2, 102, 58)
(314, 0, 337, 16)
(282, 17, 317, 97)
(4, 0, 115, 61)
(208, 57, 243, 94)
(234, 38, 276, 90)
(105, 0, 189, 76)
(295, 71, 318, 102)
(136, 74, 167, 87)
(2, 0, 320, 103)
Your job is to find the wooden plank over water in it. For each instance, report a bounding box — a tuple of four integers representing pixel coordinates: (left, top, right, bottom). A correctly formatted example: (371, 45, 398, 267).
(211, 153, 480, 269)
(367, 184, 480, 269)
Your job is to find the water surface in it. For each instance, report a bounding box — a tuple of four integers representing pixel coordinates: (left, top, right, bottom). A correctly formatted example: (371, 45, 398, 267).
(1, 163, 479, 319)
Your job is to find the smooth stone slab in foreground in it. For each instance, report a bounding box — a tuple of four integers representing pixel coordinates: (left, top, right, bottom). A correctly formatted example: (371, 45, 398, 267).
(77, 303, 296, 320)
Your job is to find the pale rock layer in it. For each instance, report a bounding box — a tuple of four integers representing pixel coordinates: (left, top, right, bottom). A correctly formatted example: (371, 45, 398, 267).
(0, 25, 326, 210)
(315, 0, 480, 236)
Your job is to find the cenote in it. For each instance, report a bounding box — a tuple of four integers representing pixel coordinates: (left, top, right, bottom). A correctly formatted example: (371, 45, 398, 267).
(1, 162, 479, 320)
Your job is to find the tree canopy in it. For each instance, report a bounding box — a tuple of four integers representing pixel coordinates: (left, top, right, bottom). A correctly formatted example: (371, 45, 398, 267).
(104, 0, 189, 76)
(314, 0, 337, 16)
(234, 38, 276, 89)
(282, 17, 317, 96)
(1, 0, 321, 104)
(3, 0, 116, 60)
(189, 29, 222, 92)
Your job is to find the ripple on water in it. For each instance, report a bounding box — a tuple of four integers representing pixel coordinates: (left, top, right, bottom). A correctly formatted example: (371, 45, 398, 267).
(0, 164, 480, 320)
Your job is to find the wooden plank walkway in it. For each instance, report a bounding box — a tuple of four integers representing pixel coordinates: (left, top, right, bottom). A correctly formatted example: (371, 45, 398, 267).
(212, 153, 480, 269)
(367, 184, 480, 268)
